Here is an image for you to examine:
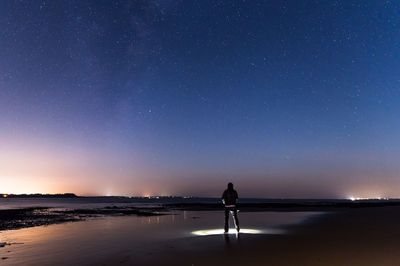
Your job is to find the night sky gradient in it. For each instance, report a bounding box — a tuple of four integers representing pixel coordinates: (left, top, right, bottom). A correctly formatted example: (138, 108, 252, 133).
(1, 0, 400, 198)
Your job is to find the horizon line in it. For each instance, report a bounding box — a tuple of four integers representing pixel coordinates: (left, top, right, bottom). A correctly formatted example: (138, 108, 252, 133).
(0, 193, 395, 201)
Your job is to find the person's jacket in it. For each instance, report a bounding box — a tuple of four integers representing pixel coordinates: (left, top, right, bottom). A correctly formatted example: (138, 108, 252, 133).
(222, 189, 238, 207)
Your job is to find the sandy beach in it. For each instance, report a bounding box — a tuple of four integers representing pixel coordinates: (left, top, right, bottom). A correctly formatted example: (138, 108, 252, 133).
(1, 206, 400, 265)
(176, 206, 400, 266)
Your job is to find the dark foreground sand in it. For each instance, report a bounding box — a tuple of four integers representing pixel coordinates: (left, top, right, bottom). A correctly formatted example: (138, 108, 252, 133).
(111, 206, 400, 266)
(2, 206, 400, 265)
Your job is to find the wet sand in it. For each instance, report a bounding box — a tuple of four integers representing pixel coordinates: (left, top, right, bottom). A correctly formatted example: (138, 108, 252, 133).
(1, 207, 400, 265)
(0, 211, 319, 265)
(165, 206, 400, 266)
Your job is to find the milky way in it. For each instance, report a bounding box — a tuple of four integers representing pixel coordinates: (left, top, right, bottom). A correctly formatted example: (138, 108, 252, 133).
(1, 1, 399, 198)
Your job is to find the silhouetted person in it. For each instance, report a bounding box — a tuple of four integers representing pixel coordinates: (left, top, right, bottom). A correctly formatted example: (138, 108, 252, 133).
(222, 182, 240, 233)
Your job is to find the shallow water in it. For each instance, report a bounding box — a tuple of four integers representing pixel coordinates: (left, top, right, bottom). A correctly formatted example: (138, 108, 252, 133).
(0, 211, 322, 265)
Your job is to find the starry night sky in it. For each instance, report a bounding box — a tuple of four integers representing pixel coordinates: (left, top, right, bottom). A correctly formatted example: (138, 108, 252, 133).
(1, 0, 400, 198)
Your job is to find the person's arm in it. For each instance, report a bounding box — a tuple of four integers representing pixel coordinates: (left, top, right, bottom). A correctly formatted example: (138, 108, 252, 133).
(221, 191, 226, 205)
(235, 191, 239, 204)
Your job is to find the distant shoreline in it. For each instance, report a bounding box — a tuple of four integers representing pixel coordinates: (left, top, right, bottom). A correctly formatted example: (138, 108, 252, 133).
(2, 193, 399, 202)
(1, 193, 78, 198)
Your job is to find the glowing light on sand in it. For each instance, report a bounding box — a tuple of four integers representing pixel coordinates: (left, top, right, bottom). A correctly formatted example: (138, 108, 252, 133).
(191, 228, 284, 236)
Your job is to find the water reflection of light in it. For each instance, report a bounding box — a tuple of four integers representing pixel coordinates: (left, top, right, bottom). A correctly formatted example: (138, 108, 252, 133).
(192, 228, 284, 236)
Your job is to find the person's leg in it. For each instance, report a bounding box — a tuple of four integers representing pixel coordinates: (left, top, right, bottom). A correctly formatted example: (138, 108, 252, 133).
(224, 208, 229, 232)
(232, 208, 240, 231)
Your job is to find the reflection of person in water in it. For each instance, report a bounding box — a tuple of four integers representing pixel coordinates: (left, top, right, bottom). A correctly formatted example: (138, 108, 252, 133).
(222, 182, 240, 233)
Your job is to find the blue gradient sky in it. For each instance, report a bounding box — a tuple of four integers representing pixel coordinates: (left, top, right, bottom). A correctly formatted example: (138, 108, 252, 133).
(1, 0, 400, 198)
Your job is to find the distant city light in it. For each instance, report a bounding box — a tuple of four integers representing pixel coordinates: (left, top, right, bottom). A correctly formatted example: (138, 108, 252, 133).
(348, 196, 389, 201)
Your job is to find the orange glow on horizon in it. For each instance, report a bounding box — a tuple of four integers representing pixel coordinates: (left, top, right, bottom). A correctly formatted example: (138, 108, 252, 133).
(0, 137, 152, 196)
(2, 135, 400, 198)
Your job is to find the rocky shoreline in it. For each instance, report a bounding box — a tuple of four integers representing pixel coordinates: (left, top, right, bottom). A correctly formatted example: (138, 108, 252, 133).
(0, 206, 167, 231)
